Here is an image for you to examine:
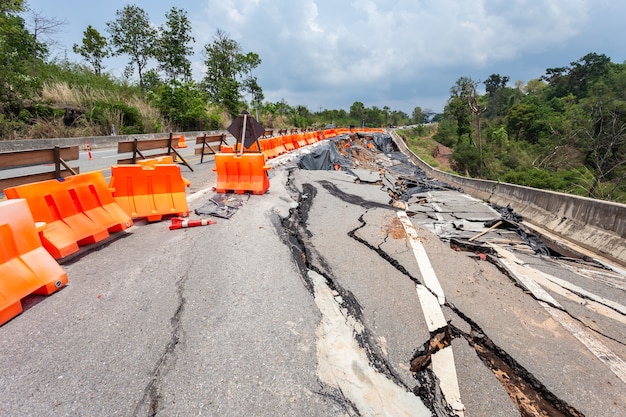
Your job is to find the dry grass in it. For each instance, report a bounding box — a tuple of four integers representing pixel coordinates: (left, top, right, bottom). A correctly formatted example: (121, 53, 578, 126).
(37, 80, 168, 135)
(27, 118, 101, 139)
(41, 81, 128, 109)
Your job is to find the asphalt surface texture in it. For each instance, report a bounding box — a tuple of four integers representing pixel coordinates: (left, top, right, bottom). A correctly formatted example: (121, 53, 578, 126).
(0, 133, 624, 416)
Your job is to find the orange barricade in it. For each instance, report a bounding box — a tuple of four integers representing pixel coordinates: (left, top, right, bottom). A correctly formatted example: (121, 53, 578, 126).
(137, 156, 191, 187)
(136, 155, 174, 166)
(304, 132, 316, 145)
(4, 172, 133, 259)
(295, 133, 308, 148)
(109, 164, 189, 222)
(283, 134, 295, 151)
(259, 139, 276, 159)
(0, 199, 68, 325)
(213, 153, 270, 195)
(323, 129, 337, 139)
(271, 137, 287, 156)
(221, 144, 234, 153)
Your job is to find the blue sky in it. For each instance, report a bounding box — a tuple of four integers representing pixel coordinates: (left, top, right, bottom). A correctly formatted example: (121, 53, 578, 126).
(24, 0, 626, 115)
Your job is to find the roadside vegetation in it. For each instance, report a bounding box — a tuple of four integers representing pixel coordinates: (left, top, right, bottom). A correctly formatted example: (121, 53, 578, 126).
(0, 1, 417, 141)
(1, 1, 624, 202)
(398, 54, 626, 203)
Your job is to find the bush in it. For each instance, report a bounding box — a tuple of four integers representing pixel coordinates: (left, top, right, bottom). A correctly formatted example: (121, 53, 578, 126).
(452, 140, 480, 175)
(86, 100, 144, 134)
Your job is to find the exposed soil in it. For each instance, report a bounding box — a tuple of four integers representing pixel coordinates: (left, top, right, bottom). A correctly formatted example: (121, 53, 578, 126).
(432, 143, 453, 170)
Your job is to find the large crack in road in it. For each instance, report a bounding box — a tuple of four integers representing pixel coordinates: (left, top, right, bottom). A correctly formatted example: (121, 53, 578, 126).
(278, 178, 434, 416)
(280, 152, 587, 416)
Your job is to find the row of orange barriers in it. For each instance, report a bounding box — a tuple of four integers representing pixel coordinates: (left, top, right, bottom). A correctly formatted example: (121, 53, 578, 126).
(1, 158, 191, 324)
(211, 127, 385, 195)
(4, 172, 134, 259)
(1, 127, 383, 324)
(257, 128, 384, 160)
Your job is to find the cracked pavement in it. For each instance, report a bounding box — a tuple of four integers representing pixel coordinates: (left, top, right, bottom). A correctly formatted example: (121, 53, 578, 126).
(0, 133, 624, 416)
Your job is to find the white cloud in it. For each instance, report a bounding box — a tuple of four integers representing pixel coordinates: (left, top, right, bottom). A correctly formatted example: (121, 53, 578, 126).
(28, 0, 620, 113)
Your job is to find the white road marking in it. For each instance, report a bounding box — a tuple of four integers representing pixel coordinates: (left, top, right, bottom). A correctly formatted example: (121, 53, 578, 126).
(399, 211, 465, 416)
(397, 211, 446, 304)
(491, 245, 626, 384)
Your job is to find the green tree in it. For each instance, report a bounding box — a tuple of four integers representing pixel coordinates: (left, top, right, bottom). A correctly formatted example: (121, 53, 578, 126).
(447, 77, 474, 142)
(73, 25, 109, 75)
(106, 4, 156, 90)
(483, 73, 509, 117)
(202, 29, 262, 117)
(412, 106, 423, 124)
(290, 105, 311, 128)
(349, 101, 365, 124)
(156, 7, 194, 82)
(0, 0, 41, 109)
(148, 80, 216, 131)
(382, 105, 390, 126)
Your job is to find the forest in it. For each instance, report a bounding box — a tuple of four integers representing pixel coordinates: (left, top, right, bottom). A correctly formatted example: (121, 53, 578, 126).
(419, 52, 626, 202)
(1, 1, 624, 202)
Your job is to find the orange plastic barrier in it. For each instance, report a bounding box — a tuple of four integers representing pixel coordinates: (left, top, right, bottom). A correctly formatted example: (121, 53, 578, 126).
(4, 172, 133, 259)
(137, 156, 191, 187)
(268, 138, 283, 156)
(283, 134, 295, 151)
(213, 153, 270, 195)
(304, 132, 317, 145)
(295, 133, 308, 148)
(323, 129, 337, 139)
(109, 164, 189, 222)
(259, 139, 276, 159)
(136, 155, 174, 166)
(0, 199, 68, 325)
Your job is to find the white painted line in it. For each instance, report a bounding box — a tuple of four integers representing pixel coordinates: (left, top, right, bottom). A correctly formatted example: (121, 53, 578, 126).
(397, 211, 446, 304)
(530, 273, 626, 325)
(538, 272, 626, 316)
(491, 245, 626, 384)
(415, 284, 447, 331)
(432, 347, 465, 415)
(400, 211, 464, 416)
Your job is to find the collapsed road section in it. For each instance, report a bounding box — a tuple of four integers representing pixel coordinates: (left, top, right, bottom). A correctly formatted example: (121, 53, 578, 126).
(0, 129, 623, 416)
(269, 131, 625, 416)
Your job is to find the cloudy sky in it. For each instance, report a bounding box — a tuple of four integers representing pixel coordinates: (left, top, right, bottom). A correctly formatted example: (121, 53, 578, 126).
(25, 0, 626, 114)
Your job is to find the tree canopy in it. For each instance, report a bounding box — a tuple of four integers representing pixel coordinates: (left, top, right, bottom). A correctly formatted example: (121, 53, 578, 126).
(202, 29, 262, 117)
(432, 53, 626, 201)
(106, 5, 156, 90)
(73, 25, 109, 75)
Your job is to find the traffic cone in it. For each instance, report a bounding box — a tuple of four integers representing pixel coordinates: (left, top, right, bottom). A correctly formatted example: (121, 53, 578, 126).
(86, 141, 93, 160)
(169, 217, 216, 230)
(174, 135, 187, 149)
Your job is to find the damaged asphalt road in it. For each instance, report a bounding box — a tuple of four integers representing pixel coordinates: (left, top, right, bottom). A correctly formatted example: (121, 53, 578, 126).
(0, 133, 624, 416)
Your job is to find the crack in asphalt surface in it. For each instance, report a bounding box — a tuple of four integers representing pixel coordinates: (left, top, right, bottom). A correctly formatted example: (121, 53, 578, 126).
(133, 253, 195, 416)
(311, 175, 585, 417)
(278, 177, 432, 415)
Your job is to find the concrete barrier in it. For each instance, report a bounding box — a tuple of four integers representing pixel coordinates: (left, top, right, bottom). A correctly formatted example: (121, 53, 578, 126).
(390, 130, 626, 267)
(0, 130, 230, 153)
